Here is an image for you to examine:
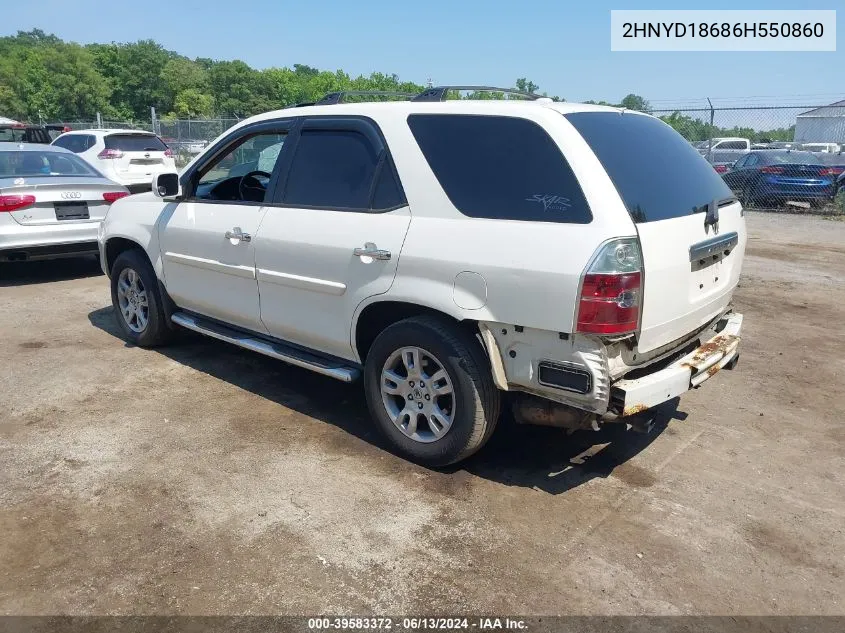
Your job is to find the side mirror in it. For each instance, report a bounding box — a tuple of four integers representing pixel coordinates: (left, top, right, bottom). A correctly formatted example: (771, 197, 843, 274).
(152, 172, 180, 198)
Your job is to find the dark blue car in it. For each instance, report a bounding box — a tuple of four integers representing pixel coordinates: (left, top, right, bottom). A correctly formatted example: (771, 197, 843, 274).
(722, 150, 836, 206)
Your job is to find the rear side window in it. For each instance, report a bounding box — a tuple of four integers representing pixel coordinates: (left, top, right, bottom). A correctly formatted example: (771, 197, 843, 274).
(53, 134, 93, 153)
(283, 129, 392, 210)
(105, 134, 167, 152)
(408, 114, 591, 223)
(565, 112, 734, 223)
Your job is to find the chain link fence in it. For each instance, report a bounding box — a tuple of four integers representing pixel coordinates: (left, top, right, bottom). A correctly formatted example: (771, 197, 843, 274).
(648, 101, 844, 213)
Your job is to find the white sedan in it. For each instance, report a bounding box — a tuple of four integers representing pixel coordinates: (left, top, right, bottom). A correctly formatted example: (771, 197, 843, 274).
(0, 143, 129, 262)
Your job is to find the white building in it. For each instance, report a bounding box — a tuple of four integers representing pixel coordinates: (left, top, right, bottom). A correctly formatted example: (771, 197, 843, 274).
(794, 100, 845, 144)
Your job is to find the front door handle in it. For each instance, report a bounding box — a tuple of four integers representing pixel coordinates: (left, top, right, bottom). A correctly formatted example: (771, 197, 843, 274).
(225, 227, 251, 243)
(354, 242, 391, 261)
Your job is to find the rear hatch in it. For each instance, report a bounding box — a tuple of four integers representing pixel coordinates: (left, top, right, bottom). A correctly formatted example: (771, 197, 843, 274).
(566, 111, 746, 354)
(103, 133, 174, 180)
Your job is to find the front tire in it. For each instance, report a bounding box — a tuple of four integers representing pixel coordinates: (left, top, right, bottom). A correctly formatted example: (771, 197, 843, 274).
(110, 249, 171, 347)
(364, 315, 500, 466)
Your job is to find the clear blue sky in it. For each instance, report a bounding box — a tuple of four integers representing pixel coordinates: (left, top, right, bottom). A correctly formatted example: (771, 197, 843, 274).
(5, 0, 843, 107)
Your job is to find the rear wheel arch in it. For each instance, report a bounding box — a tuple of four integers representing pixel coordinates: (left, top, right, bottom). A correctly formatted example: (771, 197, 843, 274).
(354, 300, 484, 364)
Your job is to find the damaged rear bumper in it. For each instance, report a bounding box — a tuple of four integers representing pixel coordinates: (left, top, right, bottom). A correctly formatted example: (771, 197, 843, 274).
(609, 312, 743, 417)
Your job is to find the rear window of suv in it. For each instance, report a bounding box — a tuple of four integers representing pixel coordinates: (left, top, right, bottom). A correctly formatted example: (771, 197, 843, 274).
(565, 112, 734, 223)
(104, 134, 167, 152)
(408, 114, 592, 223)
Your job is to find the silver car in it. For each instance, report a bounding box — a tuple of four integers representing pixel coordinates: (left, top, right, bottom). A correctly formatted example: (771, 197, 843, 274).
(0, 142, 129, 262)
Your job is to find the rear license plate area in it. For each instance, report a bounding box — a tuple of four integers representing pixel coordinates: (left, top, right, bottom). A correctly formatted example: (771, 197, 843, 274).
(130, 159, 161, 165)
(54, 201, 89, 220)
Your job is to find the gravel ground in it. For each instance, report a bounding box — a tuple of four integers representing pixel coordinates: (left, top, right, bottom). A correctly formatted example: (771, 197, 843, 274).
(1, 211, 843, 615)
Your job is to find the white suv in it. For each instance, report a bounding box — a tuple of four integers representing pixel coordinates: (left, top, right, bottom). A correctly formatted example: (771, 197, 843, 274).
(98, 88, 746, 466)
(52, 129, 176, 192)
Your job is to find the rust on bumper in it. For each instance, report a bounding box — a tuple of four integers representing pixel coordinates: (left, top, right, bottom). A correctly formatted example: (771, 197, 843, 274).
(611, 313, 743, 417)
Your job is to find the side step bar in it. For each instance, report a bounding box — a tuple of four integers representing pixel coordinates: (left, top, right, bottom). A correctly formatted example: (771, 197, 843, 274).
(171, 312, 361, 383)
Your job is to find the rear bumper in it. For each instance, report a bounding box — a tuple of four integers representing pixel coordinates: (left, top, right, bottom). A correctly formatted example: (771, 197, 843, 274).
(610, 312, 742, 416)
(755, 183, 834, 200)
(0, 221, 101, 261)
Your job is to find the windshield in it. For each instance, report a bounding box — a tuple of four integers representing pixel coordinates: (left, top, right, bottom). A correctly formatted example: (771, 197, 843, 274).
(0, 150, 102, 178)
(565, 112, 734, 223)
(104, 134, 167, 152)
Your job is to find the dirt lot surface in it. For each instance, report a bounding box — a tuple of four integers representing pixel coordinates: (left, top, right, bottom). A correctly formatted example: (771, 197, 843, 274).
(1, 212, 844, 616)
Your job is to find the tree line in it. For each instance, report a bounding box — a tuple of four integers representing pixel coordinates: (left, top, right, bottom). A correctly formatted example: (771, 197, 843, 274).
(0, 29, 794, 143)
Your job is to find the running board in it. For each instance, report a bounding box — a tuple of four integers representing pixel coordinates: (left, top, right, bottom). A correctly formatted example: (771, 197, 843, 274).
(171, 312, 360, 383)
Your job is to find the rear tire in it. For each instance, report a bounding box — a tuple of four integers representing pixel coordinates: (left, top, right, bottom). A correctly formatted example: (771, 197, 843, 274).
(110, 249, 172, 347)
(364, 315, 500, 466)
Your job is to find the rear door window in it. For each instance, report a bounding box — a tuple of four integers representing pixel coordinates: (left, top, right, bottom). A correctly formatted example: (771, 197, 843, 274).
(105, 134, 167, 152)
(565, 112, 734, 223)
(282, 128, 396, 211)
(408, 114, 591, 223)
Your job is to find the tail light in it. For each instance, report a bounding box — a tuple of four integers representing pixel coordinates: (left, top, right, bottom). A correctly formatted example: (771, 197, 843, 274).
(761, 166, 784, 174)
(576, 238, 642, 335)
(97, 148, 123, 159)
(164, 147, 173, 157)
(62, 126, 72, 133)
(103, 191, 130, 203)
(819, 168, 840, 176)
(0, 194, 36, 212)
(713, 164, 728, 174)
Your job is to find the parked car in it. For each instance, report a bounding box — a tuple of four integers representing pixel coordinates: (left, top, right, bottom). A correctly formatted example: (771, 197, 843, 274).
(0, 143, 129, 262)
(699, 138, 752, 168)
(801, 142, 842, 154)
(722, 150, 836, 206)
(696, 138, 751, 154)
(98, 90, 746, 466)
(52, 129, 176, 193)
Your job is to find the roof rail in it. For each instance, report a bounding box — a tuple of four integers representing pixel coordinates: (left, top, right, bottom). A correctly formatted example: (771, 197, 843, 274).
(412, 86, 542, 102)
(315, 91, 416, 106)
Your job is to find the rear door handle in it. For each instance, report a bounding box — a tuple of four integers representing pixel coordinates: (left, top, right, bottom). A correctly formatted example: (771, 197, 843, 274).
(225, 227, 251, 243)
(354, 242, 391, 261)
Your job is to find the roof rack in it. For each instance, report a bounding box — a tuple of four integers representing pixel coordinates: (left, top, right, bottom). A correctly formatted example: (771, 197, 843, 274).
(411, 86, 542, 102)
(314, 91, 416, 106)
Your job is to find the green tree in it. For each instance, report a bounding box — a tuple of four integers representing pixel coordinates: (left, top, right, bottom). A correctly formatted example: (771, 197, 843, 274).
(89, 40, 175, 119)
(171, 89, 215, 118)
(161, 57, 209, 95)
(620, 93, 650, 112)
(515, 78, 539, 94)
